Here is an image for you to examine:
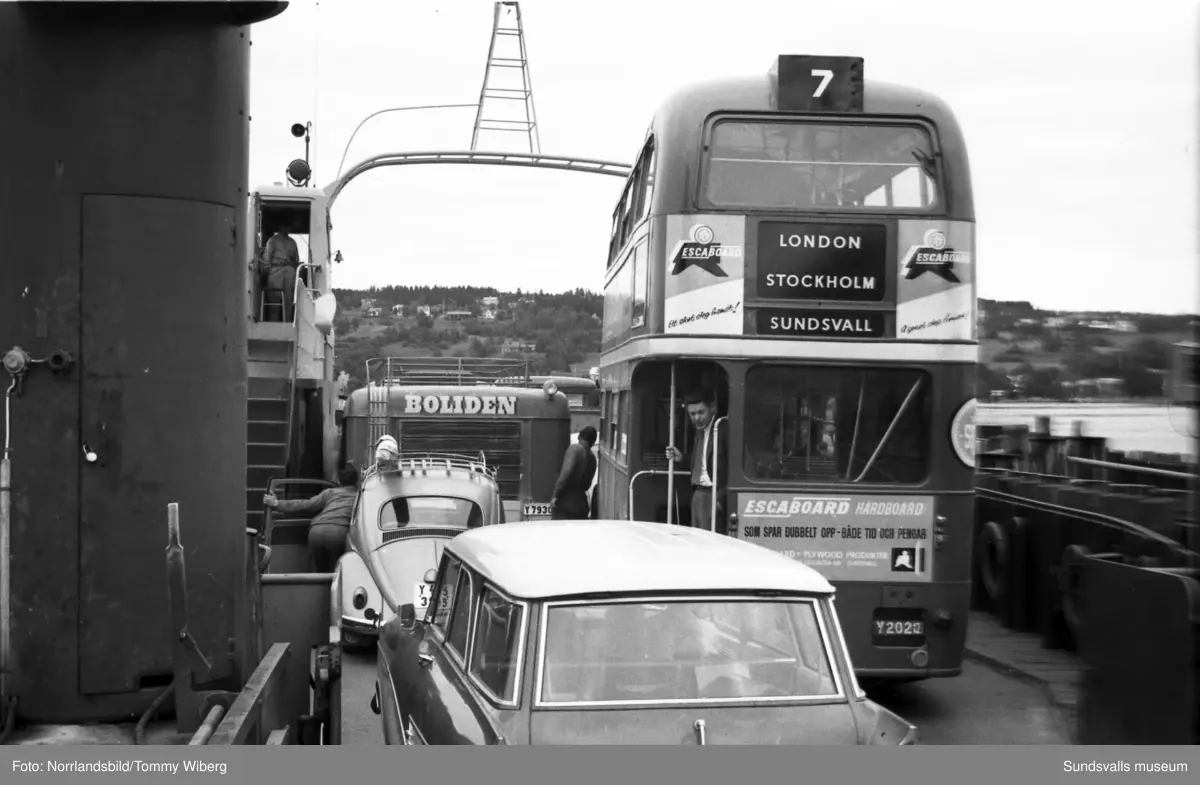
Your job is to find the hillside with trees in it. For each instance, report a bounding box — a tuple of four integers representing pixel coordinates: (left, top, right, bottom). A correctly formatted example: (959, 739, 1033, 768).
(330, 288, 1195, 402)
(976, 299, 1195, 401)
(332, 286, 601, 388)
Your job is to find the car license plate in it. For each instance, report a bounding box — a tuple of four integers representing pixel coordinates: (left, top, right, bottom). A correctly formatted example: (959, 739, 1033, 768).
(872, 608, 926, 647)
(523, 502, 552, 517)
(414, 582, 433, 611)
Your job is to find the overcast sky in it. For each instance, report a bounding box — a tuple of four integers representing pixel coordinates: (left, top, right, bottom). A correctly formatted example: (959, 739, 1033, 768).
(247, 0, 1198, 315)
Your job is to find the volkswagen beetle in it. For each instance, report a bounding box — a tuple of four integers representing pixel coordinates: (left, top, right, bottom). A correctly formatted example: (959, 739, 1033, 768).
(332, 452, 504, 649)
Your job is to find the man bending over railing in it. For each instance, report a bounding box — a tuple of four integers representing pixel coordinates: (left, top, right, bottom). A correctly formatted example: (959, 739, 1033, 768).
(262, 466, 359, 572)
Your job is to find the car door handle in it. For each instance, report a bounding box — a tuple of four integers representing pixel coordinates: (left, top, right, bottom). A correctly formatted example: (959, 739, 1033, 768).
(417, 653, 434, 668)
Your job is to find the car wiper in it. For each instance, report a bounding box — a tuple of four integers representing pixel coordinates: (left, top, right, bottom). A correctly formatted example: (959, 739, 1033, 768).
(852, 378, 923, 483)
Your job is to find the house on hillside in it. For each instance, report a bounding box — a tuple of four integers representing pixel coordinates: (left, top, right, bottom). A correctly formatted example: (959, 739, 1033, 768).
(443, 310, 472, 322)
(391, 304, 404, 315)
(365, 307, 382, 318)
(360, 298, 376, 310)
(500, 338, 536, 355)
(480, 310, 496, 321)
(417, 305, 432, 318)
(480, 296, 499, 309)
(1063, 377, 1125, 398)
(1044, 315, 1073, 328)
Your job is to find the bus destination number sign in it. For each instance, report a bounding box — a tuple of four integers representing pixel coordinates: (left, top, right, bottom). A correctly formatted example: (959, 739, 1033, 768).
(771, 55, 865, 113)
(757, 223, 887, 302)
(735, 493, 935, 584)
(756, 308, 885, 339)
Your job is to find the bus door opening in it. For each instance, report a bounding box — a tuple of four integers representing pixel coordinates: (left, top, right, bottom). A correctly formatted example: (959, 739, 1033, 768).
(629, 360, 728, 529)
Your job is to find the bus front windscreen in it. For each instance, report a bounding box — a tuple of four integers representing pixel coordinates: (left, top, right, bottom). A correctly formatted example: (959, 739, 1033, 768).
(743, 365, 932, 484)
(703, 120, 939, 211)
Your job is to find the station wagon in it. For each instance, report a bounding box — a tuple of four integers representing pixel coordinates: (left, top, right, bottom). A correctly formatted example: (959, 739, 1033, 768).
(332, 453, 503, 648)
(371, 520, 917, 744)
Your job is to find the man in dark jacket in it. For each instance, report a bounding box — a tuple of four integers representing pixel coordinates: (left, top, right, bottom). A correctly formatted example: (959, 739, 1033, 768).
(551, 426, 598, 520)
(664, 389, 728, 534)
(263, 466, 359, 572)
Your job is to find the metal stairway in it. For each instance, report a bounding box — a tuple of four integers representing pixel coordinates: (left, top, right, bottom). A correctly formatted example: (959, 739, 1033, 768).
(246, 337, 294, 531)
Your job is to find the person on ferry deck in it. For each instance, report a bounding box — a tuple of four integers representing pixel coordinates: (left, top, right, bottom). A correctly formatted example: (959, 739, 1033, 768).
(551, 426, 597, 520)
(262, 466, 359, 572)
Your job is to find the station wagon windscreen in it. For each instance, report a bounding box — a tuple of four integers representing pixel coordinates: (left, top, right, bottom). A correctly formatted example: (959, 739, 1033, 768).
(743, 365, 932, 484)
(379, 496, 482, 530)
(703, 120, 939, 211)
(539, 600, 838, 704)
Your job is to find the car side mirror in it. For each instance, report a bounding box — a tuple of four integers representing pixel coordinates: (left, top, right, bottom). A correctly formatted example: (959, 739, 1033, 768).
(399, 603, 417, 630)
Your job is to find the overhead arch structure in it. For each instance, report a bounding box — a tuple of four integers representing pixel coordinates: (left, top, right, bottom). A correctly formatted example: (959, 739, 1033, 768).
(323, 150, 634, 210)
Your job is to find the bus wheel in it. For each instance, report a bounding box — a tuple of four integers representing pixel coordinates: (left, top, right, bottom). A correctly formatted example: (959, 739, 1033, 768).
(978, 520, 1008, 606)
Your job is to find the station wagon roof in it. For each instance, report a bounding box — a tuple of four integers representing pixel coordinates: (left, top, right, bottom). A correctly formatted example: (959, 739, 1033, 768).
(445, 520, 835, 599)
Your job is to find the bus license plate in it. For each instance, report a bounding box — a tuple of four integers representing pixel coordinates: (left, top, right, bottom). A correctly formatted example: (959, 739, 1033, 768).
(524, 503, 552, 517)
(872, 609, 926, 647)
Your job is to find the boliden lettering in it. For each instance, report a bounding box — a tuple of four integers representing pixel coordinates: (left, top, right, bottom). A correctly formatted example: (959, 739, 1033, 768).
(764, 273, 876, 290)
(769, 316, 876, 334)
(743, 498, 851, 516)
(403, 394, 517, 416)
(777, 234, 863, 249)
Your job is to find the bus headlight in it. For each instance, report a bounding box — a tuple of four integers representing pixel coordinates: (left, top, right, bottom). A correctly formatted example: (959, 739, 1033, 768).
(543, 380, 558, 398)
(950, 398, 976, 468)
(352, 587, 368, 610)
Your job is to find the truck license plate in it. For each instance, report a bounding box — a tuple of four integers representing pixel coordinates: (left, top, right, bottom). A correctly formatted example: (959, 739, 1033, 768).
(523, 502, 552, 517)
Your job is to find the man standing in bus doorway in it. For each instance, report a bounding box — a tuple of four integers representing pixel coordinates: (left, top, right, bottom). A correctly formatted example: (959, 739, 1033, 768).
(665, 389, 728, 534)
(261, 466, 360, 572)
(551, 426, 598, 520)
(260, 221, 300, 323)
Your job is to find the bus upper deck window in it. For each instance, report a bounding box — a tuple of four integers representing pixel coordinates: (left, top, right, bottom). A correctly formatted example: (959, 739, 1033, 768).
(704, 121, 939, 212)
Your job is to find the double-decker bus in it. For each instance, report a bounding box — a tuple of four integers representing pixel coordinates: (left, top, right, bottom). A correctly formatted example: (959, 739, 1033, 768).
(596, 54, 977, 684)
(341, 357, 572, 522)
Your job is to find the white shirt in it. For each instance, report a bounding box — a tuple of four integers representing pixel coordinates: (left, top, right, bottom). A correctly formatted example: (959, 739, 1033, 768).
(697, 421, 712, 488)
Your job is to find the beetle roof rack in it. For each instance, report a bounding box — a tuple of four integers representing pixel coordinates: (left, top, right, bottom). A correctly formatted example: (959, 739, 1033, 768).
(365, 356, 532, 388)
(362, 451, 497, 481)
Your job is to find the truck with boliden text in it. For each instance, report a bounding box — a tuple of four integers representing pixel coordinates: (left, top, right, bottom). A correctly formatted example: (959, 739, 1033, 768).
(341, 357, 572, 523)
(595, 53, 977, 684)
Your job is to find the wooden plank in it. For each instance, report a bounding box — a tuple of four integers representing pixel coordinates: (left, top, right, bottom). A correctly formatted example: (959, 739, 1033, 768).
(206, 642, 291, 745)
